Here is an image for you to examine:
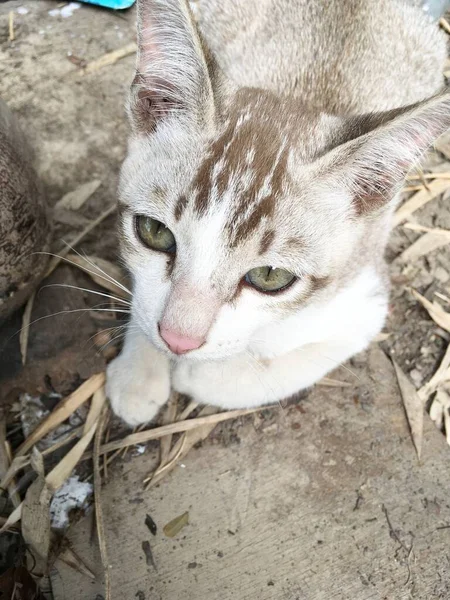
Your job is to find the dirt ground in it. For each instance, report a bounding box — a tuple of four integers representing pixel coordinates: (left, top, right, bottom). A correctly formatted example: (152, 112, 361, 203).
(1, 2, 450, 599)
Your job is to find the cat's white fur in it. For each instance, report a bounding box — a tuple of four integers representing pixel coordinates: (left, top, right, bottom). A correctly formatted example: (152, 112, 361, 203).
(107, 0, 450, 426)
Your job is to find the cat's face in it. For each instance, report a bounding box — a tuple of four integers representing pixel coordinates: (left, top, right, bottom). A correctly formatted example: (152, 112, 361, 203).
(119, 91, 359, 359)
(118, 0, 450, 360)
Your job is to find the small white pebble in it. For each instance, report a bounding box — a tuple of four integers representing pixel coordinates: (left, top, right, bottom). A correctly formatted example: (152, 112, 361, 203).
(180, 463, 186, 468)
(49, 2, 81, 18)
(17, 7, 29, 15)
(409, 368, 423, 388)
(61, 2, 81, 18)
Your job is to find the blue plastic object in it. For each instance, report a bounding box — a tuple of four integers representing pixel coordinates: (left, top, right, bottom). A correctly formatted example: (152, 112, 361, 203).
(79, 0, 135, 9)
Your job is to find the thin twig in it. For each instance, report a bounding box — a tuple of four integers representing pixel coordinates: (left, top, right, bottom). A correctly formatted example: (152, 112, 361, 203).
(406, 172, 450, 180)
(440, 17, 450, 35)
(382, 504, 410, 553)
(16, 372, 105, 457)
(94, 405, 111, 600)
(103, 419, 111, 483)
(94, 405, 274, 457)
(0, 427, 82, 492)
(20, 291, 35, 365)
(8, 11, 14, 42)
(82, 42, 137, 75)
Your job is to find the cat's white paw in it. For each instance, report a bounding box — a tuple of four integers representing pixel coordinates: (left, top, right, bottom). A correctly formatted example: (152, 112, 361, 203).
(106, 351, 171, 427)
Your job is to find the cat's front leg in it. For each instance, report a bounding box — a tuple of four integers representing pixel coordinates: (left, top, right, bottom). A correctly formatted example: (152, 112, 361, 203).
(106, 319, 171, 426)
(173, 340, 364, 410)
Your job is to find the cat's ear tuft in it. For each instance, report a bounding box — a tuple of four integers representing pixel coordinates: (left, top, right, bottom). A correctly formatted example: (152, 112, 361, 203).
(331, 91, 450, 216)
(129, 0, 214, 133)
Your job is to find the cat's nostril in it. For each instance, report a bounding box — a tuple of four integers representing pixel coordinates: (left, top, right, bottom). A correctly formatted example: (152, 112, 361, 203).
(159, 324, 205, 355)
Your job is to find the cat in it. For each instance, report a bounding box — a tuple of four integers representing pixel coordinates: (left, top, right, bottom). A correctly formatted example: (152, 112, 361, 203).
(107, 0, 450, 426)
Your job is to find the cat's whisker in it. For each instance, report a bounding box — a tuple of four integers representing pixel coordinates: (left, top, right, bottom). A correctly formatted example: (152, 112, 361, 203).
(13, 307, 130, 340)
(40, 283, 131, 306)
(35, 251, 132, 297)
(64, 244, 132, 296)
(315, 354, 360, 382)
(86, 324, 128, 346)
(98, 330, 128, 354)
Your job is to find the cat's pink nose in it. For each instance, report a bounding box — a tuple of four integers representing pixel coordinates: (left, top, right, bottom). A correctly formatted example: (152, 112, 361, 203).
(159, 325, 205, 355)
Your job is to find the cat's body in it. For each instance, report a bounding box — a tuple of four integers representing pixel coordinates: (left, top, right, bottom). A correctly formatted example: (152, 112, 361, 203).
(196, 0, 445, 113)
(107, 0, 450, 425)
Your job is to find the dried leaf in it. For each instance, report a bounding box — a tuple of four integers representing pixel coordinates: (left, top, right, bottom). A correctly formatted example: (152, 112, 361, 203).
(159, 394, 179, 465)
(0, 418, 20, 508)
(65, 253, 129, 298)
(2, 390, 106, 532)
(94, 405, 112, 600)
(53, 208, 90, 228)
(435, 134, 450, 160)
(58, 545, 96, 579)
(176, 400, 199, 421)
(399, 232, 450, 262)
(374, 332, 391, 342)
(54, 180, 101, 211)
(21, 472, 52, 576)
(419, 343, 450, 401)
(444, 402, 450, 446)
(393, 179, 450, 226)
(406, 172, 450, 180)
(163, 511, 189, 538)
(393, 361, 423, 460)
(412, 290, 450, 333)
(82, 42, 137, 74)
(17, 372, 105, 457)
(1, 503, 22, 532)
(403, 223, 450, 235)
(435, 291, 450, 304)
(317, 377, 352, 388)
(46, 387, 106, 493)
(440, 16, 450, 34)
(429, 389, 450, 432)
(146, 407, 217, 488)
(20, 292, 35, 366)
(0, 456, 29, 495)
(97, 405, 271, 456)
(8, 10, 14, 41)
(0, 429, 83, 493)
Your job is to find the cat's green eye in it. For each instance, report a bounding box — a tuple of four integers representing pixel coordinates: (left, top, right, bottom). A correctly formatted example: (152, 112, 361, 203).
(245, 266, 296, 293)
(135, 215, 176, 253)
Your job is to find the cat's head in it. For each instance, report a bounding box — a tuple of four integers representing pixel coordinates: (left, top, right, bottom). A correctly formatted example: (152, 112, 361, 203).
(118, 0, 450, 360)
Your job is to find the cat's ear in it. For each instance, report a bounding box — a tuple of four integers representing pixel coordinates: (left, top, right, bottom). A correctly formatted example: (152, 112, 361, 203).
(129, 0, 214, 133)
(328, 91, 450, 216)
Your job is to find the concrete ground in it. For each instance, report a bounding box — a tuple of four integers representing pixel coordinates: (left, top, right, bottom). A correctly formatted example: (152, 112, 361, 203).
(0, 2, 450, 599)
(52, 347, 450, 600)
